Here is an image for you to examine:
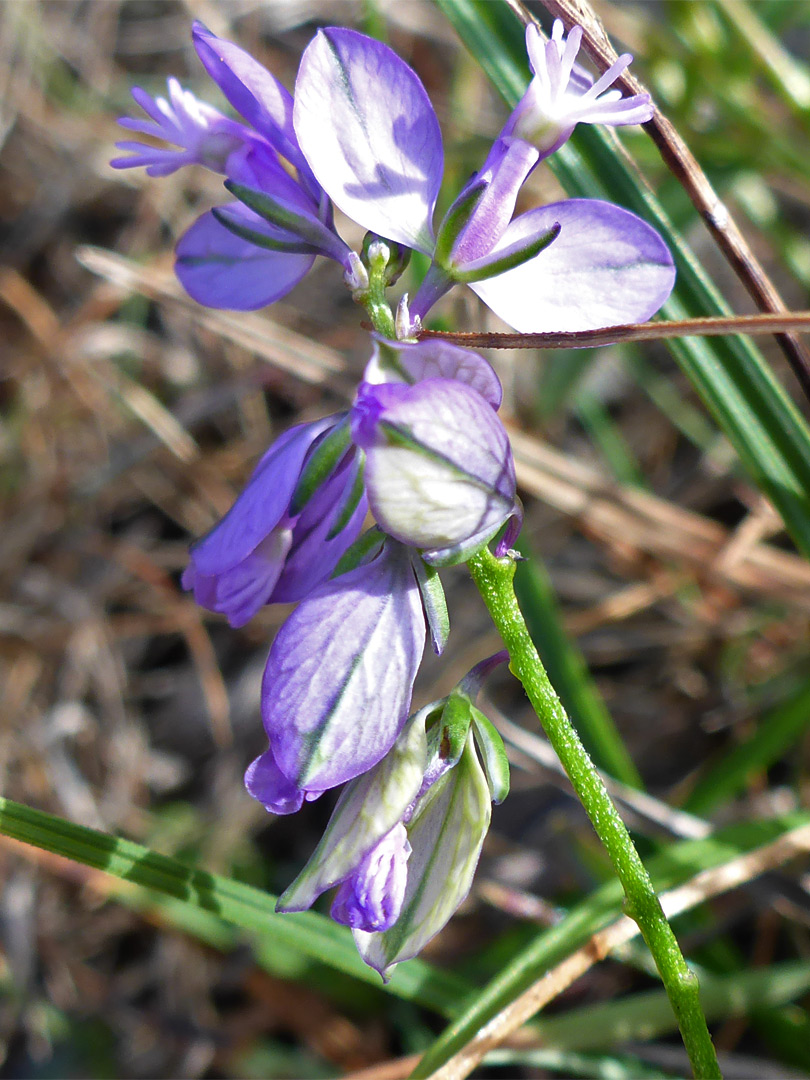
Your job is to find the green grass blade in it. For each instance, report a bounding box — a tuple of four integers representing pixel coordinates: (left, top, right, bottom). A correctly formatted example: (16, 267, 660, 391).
(439, 0, 810, 558)
(0, 797, 470, 1015)
(533, 961, 810, 1050)
(410, 811, 810, 1076)
(685, 677, 810, 815)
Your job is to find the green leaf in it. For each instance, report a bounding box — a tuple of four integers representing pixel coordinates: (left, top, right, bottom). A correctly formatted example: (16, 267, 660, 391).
(0, 797, 469, 1015)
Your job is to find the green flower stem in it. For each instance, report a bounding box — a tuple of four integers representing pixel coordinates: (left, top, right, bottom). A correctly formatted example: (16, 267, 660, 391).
(362, 250, 397, 339)
(467, 546, 721, 1080)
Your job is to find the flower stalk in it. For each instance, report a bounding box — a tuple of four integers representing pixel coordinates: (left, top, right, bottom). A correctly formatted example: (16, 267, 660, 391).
(466, 546, 720, 1080)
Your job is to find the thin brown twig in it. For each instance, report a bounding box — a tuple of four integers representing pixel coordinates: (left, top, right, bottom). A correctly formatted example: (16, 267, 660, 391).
(419, 311, 810, 350)
(508, 0, 810, 401)
(429, 822, 810, 1080)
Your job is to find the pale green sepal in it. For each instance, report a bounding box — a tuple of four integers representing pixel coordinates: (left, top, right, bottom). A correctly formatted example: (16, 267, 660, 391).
(332, 524, 382, 578)
(409, 553, 449, 655)
(433, 179, 488, 267)
(290, 415, 351, 514)
(451, 222, 561, 284)
(355, 731, 491, 980)
(211, 207, 320, 255)
(225, 180, 341, 254)
(436, 693, 474, 768)
(470, 705, 510, 804)
(278, 708, 433, 913)
(326, 463, 365, 541)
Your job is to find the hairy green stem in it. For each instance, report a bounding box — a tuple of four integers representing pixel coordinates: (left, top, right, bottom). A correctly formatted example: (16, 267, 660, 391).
(467, 546, 721, 1080)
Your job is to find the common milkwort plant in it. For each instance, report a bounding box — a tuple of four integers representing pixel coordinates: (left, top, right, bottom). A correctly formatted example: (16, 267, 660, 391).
(111, 15, 722, 1076)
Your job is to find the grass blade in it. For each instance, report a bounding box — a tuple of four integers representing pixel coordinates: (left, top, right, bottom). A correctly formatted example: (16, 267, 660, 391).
(0, 797, 470, 1015)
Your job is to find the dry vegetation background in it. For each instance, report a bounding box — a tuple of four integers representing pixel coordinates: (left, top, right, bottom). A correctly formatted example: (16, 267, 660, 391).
(2, 1, 810, 1077)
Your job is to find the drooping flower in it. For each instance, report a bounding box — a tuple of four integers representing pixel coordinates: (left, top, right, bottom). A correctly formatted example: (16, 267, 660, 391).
(182, 415, 366, 627)
(245, 538, 426, 814)
(350, 377, 518, 564)
(502, 20, 654, 159)
(277, 660, 510, 977)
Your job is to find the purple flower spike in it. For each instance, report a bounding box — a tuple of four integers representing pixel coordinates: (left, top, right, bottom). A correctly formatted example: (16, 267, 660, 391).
(502, 20, 654, 160)
(259, 540, 425, 797)
(112, 78, 251, 177)
(363, 336, 503, 409)
(294, 28, 443, 254)
(470, 198, 676, 333)
(351, 379, 516, 562)
(182, 415, 363, 626)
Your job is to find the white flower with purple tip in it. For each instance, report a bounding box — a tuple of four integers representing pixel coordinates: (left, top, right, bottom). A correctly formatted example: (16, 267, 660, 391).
(351, 378, 518, 564)
(503, 20, 655, 158)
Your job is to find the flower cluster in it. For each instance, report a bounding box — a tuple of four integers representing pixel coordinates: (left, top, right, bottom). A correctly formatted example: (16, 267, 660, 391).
(114, 18, 674, 973)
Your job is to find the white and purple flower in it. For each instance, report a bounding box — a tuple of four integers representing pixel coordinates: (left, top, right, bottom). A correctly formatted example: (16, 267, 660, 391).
(113, 20, 674, 332)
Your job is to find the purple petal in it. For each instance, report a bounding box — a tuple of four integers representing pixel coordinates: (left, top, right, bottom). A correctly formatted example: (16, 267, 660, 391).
(175, 207, 315, 309)
(448, 138, 539, 267)
(470, 199, 675, 332)
(261, 541, 425, 793)
(294, 28, 443, 254)
(331, 824, 411, 932)
(183, 528, 292, 628)
(188, 418, 335, 577)
(351, 379, 516, 554)
(363, 337, 503, 409)
(270, 453, 368, 604)
(244, 748, 306, 815)
(192, 21, 307, 175)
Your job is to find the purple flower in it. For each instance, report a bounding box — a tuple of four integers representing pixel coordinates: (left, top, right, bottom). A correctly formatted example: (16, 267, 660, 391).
(410, 136, 674, 330)
(113, 20, 673, 329)
(350, 378, 517, 563)
(182, 415, 366, 627)
(502, 20, 654, 159)
(114, 23, 351, 310)
(111, 77, 252, 176)
(277, 671, 510, 977)
(331, 824, 411, 931)
(245, 539, 426, 812)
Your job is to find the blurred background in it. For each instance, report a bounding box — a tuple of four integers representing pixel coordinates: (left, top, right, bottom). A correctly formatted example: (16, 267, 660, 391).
(2, 1, 810, 1077)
